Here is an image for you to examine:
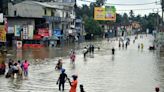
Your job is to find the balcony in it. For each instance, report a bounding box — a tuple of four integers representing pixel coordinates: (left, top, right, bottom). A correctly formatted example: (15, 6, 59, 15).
(43, 16, 61, 22)
(70, 14, 75, 19)
(61, 17, 72, 22)
(75, 19, 82, 23)
(70, 25, 75, 28)
(75, 27, 81, 30)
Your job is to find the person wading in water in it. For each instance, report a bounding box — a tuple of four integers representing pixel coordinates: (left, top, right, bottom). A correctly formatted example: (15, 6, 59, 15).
(56, 69, 69, 91)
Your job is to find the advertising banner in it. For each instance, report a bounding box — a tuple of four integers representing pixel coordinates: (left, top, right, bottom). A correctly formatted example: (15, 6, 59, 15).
(16, 41, 22, 49)
(23, 26, 28, 39)
(38, 28, 49, 37)
(105, 6, 116, 20)
(8, 27, 14, 33)
(0, 25, 6, 42)
(14, 25, 21, 36)
(0, 13, 3, 23)
(94, 6, 116, 21)
(94, 7, 106, 20)
(54, 29, 62, 37)
(28, 25, 34, 39)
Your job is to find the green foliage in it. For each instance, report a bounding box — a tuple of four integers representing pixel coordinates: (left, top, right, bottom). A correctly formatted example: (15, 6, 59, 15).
(95, 0, 106, 7)
(76, 0, 162, 35)
(84, 18, 103, 35)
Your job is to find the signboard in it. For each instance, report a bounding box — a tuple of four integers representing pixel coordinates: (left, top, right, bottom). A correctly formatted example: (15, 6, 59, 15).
(94, 6, 116, 21)
(0, 13, 3, 23)
(105, 6, 116, 20)
(43, 16, 61, 23)
(14, 25, 21, 36)
(8, 27, 14, 33)
(38, 28, 49, 37)
(22, 26, 28, 39)
(94, 7, 105, 20)
(54, 29, 62, 37)
(0, 25, 6, 42)
(16, 41, 22, 49)
(28, 25, 34, 39)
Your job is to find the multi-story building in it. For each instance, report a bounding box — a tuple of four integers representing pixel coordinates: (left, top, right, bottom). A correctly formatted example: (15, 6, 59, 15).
(6, 0, 76, 47)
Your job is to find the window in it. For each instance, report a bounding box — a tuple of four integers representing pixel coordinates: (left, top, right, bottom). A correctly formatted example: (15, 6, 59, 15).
(14, 10, 17, 16)
(44, 9, 47, 15)
(51, 10, 54, 16)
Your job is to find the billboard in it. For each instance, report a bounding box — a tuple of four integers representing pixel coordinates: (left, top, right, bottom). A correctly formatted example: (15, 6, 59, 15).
(54, 29, 62, 37)
(0, 13, 3, 23)
(16, 41, 22, 49)
(22, 26, 28, 39)
(38, 28, 49, 37)
(28, 25, 34, 39)
(8, 27, 14, 33)
(0, 25, 6, 42)
(94, 6, 116, 21)
(14, 25, 21, 36)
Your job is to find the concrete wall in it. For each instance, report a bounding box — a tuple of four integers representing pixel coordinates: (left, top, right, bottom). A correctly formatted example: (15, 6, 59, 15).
(8, 18, 35, 29)
(45, 8, 52, 16)
(8, 2, 44, 18)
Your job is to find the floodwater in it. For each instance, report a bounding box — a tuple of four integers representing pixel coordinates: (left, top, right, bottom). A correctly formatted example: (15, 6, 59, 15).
(0, 35, 164, 92)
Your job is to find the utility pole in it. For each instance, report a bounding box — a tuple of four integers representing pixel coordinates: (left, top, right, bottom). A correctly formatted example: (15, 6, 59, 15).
(161, 0, 164, 25)
(0, 0, 3, 13)
(153, 9, 160, 32)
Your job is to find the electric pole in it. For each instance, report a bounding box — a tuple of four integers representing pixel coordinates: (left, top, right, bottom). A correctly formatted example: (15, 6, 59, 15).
(161, 0, 164, 25)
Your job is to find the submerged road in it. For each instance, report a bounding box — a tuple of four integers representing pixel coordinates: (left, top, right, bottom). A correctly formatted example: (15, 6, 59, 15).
(0, 34, 163, 92)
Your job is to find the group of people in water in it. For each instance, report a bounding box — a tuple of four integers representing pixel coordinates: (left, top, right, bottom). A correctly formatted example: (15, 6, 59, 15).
(55, 50, 85, 92)
(83, 44, 100, 59)
(119, 37, 130, 49)
(5, 59, 30, 79)
(54, 44, 101, 92)
(56, 68, 81, 92)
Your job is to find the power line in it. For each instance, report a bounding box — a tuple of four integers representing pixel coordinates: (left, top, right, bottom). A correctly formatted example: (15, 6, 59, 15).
(117, 8, 161, 11)
(78, 0, 160, 6)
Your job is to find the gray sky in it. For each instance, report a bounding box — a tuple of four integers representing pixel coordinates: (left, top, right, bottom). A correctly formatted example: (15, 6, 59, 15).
(77, 0, 162, 16)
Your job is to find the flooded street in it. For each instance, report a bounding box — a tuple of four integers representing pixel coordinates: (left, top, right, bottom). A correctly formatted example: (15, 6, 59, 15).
(0, 35, 164, 92)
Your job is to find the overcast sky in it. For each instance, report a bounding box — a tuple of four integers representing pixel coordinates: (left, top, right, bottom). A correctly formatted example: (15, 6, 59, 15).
(77, 0, 162, 16)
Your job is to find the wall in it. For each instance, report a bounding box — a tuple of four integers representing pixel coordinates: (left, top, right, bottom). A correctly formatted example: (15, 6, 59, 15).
(45, 8, 52, 16)
(8, 2, 44, 18)
(7, 18, 35, 29)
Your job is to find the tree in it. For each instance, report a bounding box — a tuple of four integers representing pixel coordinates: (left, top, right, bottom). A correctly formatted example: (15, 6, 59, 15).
(122, 13, 129, 26)
(129, 10, 134, 21)
(116, 13, 122, 25)
(95, 0, 106, 7)
(84, 17, 103, 36)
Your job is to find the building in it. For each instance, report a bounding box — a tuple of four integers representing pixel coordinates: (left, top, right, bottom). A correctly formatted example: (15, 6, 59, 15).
(6, 1, 76, 47)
